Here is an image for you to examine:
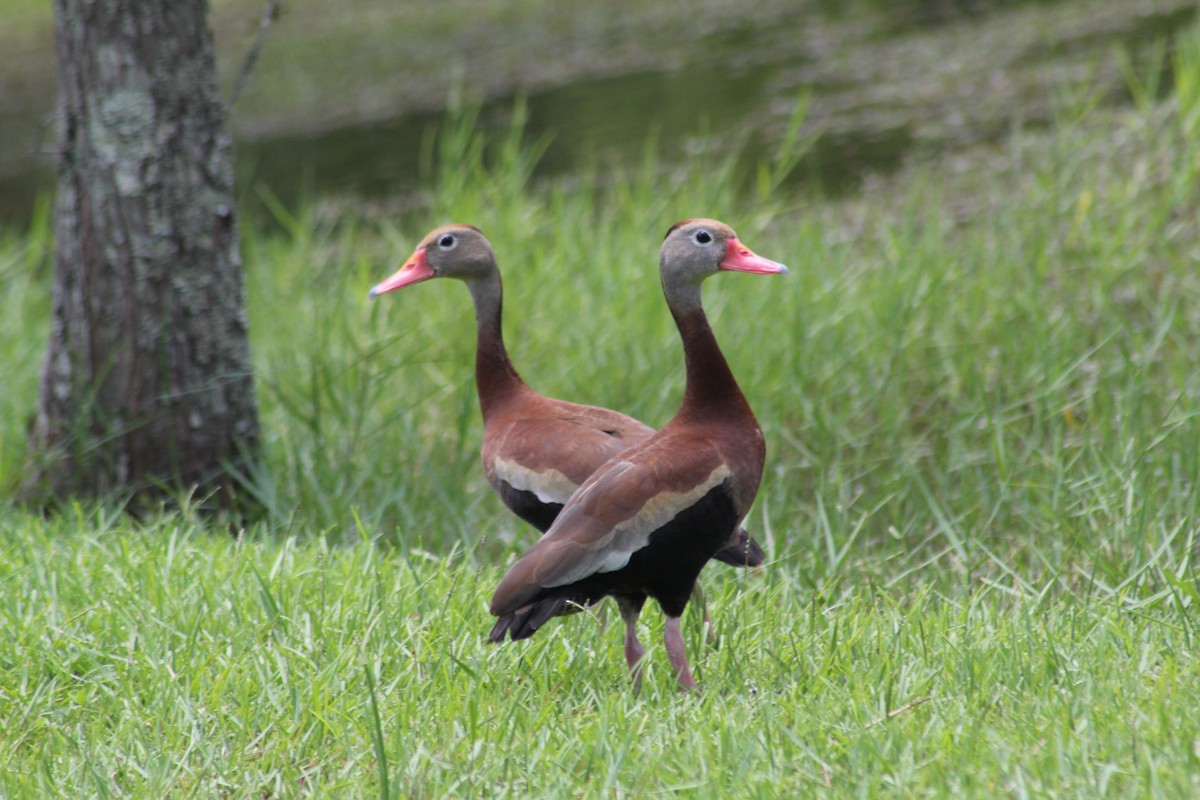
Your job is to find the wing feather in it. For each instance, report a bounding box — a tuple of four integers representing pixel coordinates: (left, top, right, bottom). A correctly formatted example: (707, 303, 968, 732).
(485, 402, 655, 504)
(489, 434, 731, 615)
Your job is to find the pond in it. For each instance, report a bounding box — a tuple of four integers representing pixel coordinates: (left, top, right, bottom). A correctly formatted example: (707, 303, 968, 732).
(0, 0, 1194, 227)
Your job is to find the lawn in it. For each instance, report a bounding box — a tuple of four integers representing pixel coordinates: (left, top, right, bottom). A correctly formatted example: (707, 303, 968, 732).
(0, 24, 1198, 800)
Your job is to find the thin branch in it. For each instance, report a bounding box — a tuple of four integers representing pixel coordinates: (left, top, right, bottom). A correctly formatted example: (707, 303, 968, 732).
(228, 0, 281, 109)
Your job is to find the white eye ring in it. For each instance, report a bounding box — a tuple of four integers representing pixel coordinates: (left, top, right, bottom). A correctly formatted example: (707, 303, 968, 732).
(438, 234, 457, 250)
(693, 229, 713, 245)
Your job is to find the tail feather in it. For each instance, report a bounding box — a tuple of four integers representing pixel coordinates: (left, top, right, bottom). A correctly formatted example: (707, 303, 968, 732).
(712, 527, 766, 568)
(526, 596, 568, 634)
(487, 614, 517, 643)
(487, 595, 571, 642)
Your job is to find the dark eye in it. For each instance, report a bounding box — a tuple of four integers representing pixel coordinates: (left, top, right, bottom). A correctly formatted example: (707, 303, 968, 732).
(438, 234, 457, 250)
(693, 230, 713, 245)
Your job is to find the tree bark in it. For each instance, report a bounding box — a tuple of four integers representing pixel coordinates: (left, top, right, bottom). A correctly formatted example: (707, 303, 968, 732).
(27, 0, 261, 509)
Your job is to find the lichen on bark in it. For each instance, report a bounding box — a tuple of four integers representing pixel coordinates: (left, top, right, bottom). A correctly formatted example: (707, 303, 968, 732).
(27, 0, 261, 514)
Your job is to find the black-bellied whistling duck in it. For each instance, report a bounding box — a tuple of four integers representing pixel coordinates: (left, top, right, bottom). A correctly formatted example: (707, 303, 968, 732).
(487, 219, 786, 691)
(368, 224, 764, 562)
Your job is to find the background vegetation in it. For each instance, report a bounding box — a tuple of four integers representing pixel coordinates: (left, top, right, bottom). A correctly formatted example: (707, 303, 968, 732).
(0, 10, 1198, 800)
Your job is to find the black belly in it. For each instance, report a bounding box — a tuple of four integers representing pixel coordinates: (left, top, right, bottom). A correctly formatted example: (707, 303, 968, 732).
(572, 481, 740, 616)
(494, 481, 563, 533)
(487, 481, 744, 643)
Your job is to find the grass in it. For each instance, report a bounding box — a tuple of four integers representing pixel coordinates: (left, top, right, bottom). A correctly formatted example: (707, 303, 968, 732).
(0, 514, 1196, 797)
(1, 21, 1199, 800)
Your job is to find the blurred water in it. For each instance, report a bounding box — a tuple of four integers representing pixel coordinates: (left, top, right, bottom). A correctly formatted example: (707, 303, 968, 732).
(0, 0, 1194, 226)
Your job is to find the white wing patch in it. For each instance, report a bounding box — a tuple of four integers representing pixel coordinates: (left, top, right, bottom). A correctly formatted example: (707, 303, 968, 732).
(493, 456, 579, 505)
(545, 463, 732, 587)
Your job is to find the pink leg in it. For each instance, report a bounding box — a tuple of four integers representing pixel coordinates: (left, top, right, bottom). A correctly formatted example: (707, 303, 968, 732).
(663, 616, 697, 692)
(616, 596, 646, 690)
(623, 618, 645, 689)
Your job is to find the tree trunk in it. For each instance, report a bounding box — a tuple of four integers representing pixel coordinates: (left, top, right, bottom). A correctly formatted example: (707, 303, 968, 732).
(27, 0, 261, 510)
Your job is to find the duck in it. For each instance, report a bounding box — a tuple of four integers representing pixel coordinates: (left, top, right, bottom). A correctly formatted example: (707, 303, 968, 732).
(487, 219, 786, 690)
(369, 224, 764, 556)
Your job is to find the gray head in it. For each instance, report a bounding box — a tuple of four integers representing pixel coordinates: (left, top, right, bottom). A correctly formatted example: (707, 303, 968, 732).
(659, 219, 787, 308)
(370, 224, 497, 297)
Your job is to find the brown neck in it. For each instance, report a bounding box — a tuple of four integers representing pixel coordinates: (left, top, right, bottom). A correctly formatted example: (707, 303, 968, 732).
(467, 273, 527, 421)
(672, 306, 754, 423)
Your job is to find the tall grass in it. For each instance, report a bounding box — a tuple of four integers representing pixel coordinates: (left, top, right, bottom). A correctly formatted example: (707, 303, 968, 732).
(233, 95, 816, 551)
(0, 21, 1198, 800)
(227, 50, 1200, 605)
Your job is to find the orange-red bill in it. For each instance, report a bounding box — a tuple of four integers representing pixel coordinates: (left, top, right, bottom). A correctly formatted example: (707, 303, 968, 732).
(718, 238, 788, 275)
(369, 248, 436, 298)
